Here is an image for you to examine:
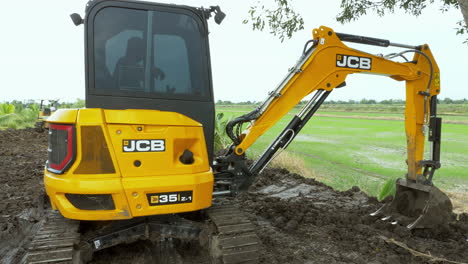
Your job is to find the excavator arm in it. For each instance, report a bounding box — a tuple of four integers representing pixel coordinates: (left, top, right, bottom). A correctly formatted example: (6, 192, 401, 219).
(214, 26, 451, 229)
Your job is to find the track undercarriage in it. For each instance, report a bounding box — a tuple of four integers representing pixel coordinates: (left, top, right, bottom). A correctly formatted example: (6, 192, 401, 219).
(22, 202, 260, 264)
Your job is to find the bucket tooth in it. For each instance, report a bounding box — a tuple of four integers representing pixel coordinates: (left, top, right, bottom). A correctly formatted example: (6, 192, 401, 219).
(370, 204, 388, 217)
(381, 216, 392, 221)
(407, 214, 425, 230)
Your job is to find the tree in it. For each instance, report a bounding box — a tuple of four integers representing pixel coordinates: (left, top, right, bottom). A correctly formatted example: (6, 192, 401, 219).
(360, 98, 377, 104)
(442, 97, 454, 104)
(458, 0, 468, 37)
(245, 0, 468, 43)
(337, 0, 467, 42)
(243, 0, 304, 42)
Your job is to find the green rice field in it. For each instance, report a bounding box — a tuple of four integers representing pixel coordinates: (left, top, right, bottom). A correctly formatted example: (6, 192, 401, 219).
(217, 105, 468, 197)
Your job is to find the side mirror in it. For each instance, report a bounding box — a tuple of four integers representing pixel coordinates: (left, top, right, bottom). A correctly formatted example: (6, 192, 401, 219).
(210, 6, 226, 25)
(70, 13, 83, 26)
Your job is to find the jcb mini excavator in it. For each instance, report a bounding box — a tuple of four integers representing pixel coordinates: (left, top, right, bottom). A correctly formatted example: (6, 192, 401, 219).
(29, 0, 452, 263)
(35, 99, 58, 132)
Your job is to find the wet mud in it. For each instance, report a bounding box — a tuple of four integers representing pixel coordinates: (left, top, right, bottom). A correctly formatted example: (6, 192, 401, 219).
(0, 129, 467, 263)
(240, 168, 468, 263)
(0, 129, 48, 263)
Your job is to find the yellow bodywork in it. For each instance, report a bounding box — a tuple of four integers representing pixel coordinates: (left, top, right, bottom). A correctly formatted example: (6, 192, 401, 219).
(44, 108, 213, 220)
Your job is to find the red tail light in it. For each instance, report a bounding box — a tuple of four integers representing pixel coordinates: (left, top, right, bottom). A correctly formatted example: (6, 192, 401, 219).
(47, 124, 76, 174)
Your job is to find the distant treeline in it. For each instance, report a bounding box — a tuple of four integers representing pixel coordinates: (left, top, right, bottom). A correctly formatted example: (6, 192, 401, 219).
(216, 98, 468, 105)
(3, 99, 85, 109)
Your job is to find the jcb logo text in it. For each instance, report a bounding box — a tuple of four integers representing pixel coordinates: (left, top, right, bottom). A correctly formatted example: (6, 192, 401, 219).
(123, 139, 165, 152)
(336, 54, 372, 70)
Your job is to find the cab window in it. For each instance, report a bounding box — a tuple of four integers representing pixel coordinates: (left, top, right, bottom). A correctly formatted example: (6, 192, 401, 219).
(93, 7, 210, 100)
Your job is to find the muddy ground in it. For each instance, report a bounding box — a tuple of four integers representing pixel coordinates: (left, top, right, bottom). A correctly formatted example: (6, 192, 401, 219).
(0, 129, 467, 264)
(0, 129, 48, 263)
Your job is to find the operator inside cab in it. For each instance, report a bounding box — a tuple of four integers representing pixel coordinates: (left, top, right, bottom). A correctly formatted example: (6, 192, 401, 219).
(92, 7, 210, 99)
(112, 37, 165, 91)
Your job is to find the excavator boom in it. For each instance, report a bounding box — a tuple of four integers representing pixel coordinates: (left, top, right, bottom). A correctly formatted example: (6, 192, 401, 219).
(214, 26, 452, 229)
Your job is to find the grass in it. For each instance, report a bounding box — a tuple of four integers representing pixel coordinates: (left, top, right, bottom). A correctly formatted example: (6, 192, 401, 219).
(218, 104, 468, 197)
(264, 150, 318, 180)
(218, 104, 468, 123)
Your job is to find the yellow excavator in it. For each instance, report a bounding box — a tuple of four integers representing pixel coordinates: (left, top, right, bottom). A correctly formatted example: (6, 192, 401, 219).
(30, 0, 452, 263)
(35, 99, 58, 132)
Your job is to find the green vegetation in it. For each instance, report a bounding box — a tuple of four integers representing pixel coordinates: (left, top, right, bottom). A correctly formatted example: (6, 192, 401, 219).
(217, 103, 468, 198)
(0, 99, 84, 130)
(378, 178, 397, 201)
(0, 103, 39, 129)
(58, 99, 85, 109)
(218, 102, 468, 123)
(214, 113, 232, 152)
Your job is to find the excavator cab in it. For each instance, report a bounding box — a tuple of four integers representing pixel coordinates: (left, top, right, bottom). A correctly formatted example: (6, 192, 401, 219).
(86, 1, 217, 158)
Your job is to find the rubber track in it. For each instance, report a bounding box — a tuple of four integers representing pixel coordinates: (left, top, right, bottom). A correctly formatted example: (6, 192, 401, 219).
(207, 206, 260, 264)
(22, 211, 80, 264)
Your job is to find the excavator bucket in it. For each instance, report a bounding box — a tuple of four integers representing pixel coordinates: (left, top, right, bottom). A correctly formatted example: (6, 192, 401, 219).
(371, 178, 453, 229)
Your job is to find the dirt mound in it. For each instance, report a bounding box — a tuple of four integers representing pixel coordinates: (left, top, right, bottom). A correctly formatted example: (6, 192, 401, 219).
(0, 129, 466, 264)
(241, 168, 468, 263)
(0, 129, 48, 263)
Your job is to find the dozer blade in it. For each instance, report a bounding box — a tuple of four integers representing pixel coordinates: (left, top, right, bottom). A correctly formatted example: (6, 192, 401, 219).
(371, 178, 453, 229)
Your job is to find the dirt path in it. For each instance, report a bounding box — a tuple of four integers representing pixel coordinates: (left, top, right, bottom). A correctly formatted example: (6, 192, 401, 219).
(0, 129, 466, 263)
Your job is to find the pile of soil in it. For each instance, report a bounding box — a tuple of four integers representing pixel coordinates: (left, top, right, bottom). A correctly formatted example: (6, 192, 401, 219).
(0, 129, 466, 264)
(0, 129, 48, 263)
(239, 168, 468, 263)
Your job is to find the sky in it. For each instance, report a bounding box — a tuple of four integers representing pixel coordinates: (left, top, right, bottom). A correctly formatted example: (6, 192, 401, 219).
(0, 0, 467, 103)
